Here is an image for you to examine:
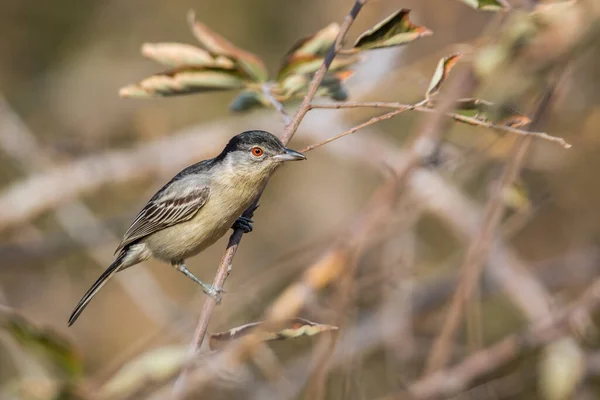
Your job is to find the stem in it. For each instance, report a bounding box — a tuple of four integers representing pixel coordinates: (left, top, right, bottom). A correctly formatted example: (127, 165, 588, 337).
(424, 86, 557, 375)
(309, 101, 571, 149)
(173, 0, 369, 393)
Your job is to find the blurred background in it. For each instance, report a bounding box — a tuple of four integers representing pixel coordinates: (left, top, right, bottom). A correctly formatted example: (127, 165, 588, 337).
(1, 0, 600, 398)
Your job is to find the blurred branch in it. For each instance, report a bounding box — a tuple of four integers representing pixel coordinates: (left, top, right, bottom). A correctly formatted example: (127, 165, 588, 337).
(309, 101, 571, 149)
(0, 96, 185, 333)
(409, 275, 600, 399)
(261, 83, 291, 125)
(168, 61, 480, 400)
(174, 0, 370, 393)
(425, 85, 557, 374)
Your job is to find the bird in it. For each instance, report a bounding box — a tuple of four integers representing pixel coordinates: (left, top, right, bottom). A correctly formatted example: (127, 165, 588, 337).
(68, 130, 305, 326)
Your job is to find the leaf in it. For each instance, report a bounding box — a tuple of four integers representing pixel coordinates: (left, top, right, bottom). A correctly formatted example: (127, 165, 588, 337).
(316, 71, 353, 101)
(2, 312, 83, 379)
(353, 9, 432, 50)
(100, 346, 187, 399)
(209, 318, 338, 350)
(119, 67, 247, 98)
(502, 180, 531, 212)
(455, 0, 510, 11)
(279, 74, 311, 98)
(278, 23, 340, 77)
(426, 53, 462, 99)
(230, 90, 270, 112)
(539, 338, 585, 400)
(141, 42, 235, 68)
(277, 23, 361, 80)
(278, 55, 359, 81)
(452, 98, 531, 128)
(187, 10, 268, 82)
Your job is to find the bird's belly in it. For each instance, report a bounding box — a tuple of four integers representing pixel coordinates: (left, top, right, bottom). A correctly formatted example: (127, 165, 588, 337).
(143, 185, 256, 262)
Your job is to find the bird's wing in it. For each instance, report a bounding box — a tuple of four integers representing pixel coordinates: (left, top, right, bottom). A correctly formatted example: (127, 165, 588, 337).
(115, 186, 210, 253)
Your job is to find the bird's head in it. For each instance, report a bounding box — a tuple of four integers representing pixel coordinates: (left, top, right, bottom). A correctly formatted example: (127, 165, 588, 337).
(216, 130, 305, 178)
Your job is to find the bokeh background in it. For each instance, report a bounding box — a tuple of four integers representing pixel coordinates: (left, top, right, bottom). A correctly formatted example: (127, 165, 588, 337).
(1, 0, 600, 399)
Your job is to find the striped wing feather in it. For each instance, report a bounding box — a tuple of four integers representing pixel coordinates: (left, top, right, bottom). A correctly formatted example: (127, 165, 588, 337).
(115, 186, 210, 252)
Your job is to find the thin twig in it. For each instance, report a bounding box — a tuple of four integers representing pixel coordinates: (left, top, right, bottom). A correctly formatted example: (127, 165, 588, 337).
(261, 83, 291, 126)
(410, 275, 600, 399)
(424, 86, 557, 375)
(301, 108, 410, 153)
(174, 0, 369, 392)
(309, 101, 571, 149)
(0, 96, 184, 333)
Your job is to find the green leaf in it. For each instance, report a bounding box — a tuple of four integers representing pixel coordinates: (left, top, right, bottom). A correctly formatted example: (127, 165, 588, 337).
(230, 90, 270, 112)
(353, 9, 432, 50)
(277, 55, 359, 81)
(502, 180, 531, 212)
(141, 42, 235, 69)
(453, 98, 531, 128)
(279, 74, 311, 98)
(209, 318, 338, 350)
(277, 23, 360, 80)
(119, 67, 247, 98)
(316, 71, 353, 101)
(455, 0, 510, 11)
(187, 10, 268, 82)
(100, 346, 187, 399)
(278, 23, 339, 74)
(2, 312, 83, 380)
(426, 53, 462, 99)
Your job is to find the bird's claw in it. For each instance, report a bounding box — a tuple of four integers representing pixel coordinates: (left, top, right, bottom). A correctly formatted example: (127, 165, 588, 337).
(233, 216, 254, 233)
(201, 284, 225, 303)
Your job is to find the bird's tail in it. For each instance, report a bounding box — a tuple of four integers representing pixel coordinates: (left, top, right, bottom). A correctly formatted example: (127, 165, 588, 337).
(67, 251, 126, 326)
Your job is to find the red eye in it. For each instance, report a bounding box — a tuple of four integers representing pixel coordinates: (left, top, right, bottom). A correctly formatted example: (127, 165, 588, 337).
(251, 147, 263, 157)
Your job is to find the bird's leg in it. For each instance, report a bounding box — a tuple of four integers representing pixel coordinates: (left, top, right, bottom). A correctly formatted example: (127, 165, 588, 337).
(232, 216, 253, 233)
(171, 260, 224, 302)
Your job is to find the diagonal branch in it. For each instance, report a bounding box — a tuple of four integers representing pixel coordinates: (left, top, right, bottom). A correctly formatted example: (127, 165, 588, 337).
(174, 0, 369, 392)
(424, 86, 557, 375)
(309, 101, 571, 149)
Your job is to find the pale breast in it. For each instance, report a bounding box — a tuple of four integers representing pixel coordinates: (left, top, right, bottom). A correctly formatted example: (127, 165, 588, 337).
(144, 172, 263, 261)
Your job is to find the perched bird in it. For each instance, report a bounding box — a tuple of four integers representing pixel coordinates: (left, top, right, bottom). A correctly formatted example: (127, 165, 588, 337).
(68, 130, 305, 326)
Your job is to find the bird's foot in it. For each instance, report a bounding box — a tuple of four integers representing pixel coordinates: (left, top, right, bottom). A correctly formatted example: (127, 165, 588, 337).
(172, 261, 225, 303)
(200, 283, 225, 303)
(232, 216, 254, 233)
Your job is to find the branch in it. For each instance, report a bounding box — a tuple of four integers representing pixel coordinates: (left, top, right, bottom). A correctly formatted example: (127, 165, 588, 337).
(174, 0, 369, 392)
(309, 101, 571, 149)
(409, 276, 600, 399)
(261, 83, 291, 126)
(301, 107, 411, 153)
(425, 86, 557, 374)
(0, 96, 184, 334)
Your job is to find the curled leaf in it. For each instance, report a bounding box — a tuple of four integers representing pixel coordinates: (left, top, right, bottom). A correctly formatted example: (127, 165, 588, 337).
(2, 311, 82, 379)
(100, 346, 187, 399)
(502, 180, 531, 212)
(277, 23, 359, 80)
(455, 0, 510, 11)
(279, 74, 311, 98)
(119, 67, 247, 98)
(426, 53, 462, 99)
(278, 23, 340, 76)
(278, 55, 358, 81)
(451, 98, 531, 128)
(230, 90, 270, 112)
(209, 318, 338, 350)
(539, 338, 584, 400)
(141, 42, 233, 68)
(353, 9, 432, 50)
(187, 10, 268, 82)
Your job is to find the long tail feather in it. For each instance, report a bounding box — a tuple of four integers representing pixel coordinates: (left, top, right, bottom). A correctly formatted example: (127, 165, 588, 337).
(68, 252, 126, 326)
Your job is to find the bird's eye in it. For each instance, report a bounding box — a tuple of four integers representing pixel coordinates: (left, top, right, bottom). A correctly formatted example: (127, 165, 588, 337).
(251, 147, 264, 157)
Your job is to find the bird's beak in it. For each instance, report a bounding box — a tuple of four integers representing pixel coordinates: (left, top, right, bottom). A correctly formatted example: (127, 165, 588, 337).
(272, 148, 306, 161)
